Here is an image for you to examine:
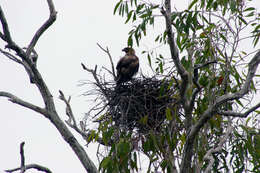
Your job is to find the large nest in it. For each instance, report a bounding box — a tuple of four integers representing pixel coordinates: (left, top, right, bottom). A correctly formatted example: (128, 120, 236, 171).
(95, 76, 180, 133)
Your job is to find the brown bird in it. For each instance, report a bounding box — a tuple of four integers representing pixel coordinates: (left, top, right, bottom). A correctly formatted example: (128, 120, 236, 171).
(116, 47, 139, 84)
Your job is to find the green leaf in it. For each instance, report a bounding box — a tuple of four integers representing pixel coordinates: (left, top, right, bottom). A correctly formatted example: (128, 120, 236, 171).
(100, 157, 112, 169)
(125, 2, 129, 13)
(246, 12, 255, 17)
(235, 99, 244, 107)
(159, 61, 163, 73)
(128, 35, 133, 47)
(166, 107, 172, 121)
(155, 35, 160, 42)
(220, 33, 228, 42)
(114, 0, 122, 15)
(140, 115, 148, 125)
(238, 16, 248, 25)
(134, 30, 140, 46)
(253, 34, 260, 47)
(125, 10, 133, 23)
(188, 0, 198, 10)
(147, 53, 152, 67)
(243, 7, 255, 12)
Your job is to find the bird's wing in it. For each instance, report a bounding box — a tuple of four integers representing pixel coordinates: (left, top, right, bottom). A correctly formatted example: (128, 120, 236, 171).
(116, 55, 138, 70)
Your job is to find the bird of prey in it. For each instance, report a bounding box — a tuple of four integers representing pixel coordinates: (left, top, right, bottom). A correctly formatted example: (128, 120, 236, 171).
(115, 47, 139, 84)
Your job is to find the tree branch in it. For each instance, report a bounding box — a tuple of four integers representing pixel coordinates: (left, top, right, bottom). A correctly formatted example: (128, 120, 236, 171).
(59, 90, 112, 146)
(20, 142, 25, 173)
(81, 63, 109, 98)
(5, 142, 52, 173)
(161, 0, 189, 105)
(26, 0, 57, 57)
(0, 1, 98, 172)
(5, 164, 52, 173)
(0, 48, 23, 64)
(0, 91, 48, 117)
(0, 5, 12, 43)
(218, 102, 260, 117)
(0, 5, 26, 59)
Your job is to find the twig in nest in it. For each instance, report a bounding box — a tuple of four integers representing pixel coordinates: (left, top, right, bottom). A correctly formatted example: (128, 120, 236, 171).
(93, 76, 180, 133)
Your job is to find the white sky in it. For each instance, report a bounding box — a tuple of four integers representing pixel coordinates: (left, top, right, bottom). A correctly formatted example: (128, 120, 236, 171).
(0, 0, 259, 173)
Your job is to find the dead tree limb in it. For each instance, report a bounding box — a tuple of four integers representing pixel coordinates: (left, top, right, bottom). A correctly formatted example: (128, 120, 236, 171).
(0, 1, 98, 172)
(59, 90, 109, 146)
(5, 142, 52, 173)
(5, 164, 52, 173)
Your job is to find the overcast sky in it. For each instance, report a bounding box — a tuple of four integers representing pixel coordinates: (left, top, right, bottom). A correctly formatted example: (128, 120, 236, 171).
(0, 0, 259, 173)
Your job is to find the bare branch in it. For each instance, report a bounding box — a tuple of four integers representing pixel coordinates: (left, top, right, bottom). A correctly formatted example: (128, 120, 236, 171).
(5, 142, 52, 173)
(0, 5, 26, 59)
(59, 90, 111, 146)
(0, 2, 98, 173)
(218, 102, 260, 117)
(194, 60, 218, 70)
(0, 5, 12, 43)
(5, 164, 52, 173)
(81, 63, 108, 97)
(0, 91, 48, 117)
(0, 48, 23, 64)
(26, 0, 57, 57)
(96, 43, 116, 78)
(20, 142, 26, 173)
(59, 90, 77, 126)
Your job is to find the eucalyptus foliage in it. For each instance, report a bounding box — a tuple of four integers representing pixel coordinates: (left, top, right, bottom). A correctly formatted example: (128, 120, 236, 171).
(95, 0, 260, 172)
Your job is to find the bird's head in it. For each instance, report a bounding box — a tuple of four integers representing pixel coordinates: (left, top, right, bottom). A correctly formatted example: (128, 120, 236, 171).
(122, 47, 135, 55)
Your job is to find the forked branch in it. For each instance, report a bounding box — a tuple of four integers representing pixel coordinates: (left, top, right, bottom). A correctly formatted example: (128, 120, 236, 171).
(5, 142, 52, 173)
(26, 0, 57, 57)
(97, 43, 116, 78)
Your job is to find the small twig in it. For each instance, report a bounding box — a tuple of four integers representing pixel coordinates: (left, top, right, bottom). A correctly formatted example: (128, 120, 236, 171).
(58, 90, 80, 132)
(20, 142, 25, 173)
(194, 60, 218, 70)
(81, 63, 108, 97)
(96, 43, 116, 78)
(102, 66, 114, 76)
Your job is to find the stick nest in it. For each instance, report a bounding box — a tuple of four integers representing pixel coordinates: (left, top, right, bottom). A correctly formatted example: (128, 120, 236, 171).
(95, 76, 180, 133)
